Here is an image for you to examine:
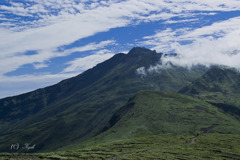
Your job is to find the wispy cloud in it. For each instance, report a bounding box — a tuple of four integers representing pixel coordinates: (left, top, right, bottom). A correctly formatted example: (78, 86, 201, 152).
(163, 18, 199, 24)
(1, 0, 239, 72)
(0, 0, 178, 77)
(140, 16, 240, 69)
(61, 40, 116, 57)
(63, 50, 114, 73)
(0, 73, 78, 98)
(0, 40, 116, 75)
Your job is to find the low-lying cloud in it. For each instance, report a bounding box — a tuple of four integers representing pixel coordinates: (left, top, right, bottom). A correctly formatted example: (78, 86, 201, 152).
(138, 16, 240, 72)
(163, 30, 240, 69)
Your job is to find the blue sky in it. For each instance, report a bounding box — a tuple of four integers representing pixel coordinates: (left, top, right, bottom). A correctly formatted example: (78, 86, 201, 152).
(0, 0, 240, 98)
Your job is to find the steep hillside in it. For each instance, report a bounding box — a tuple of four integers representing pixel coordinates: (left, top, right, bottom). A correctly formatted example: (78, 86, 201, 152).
(0, 47, 207, 152)
(69, 91, 240, 149)
(179, 66, 240, 119)
(63, 91, 240, 150)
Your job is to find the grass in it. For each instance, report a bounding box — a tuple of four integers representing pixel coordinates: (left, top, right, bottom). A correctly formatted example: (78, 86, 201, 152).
(56, 91, 240, 153)
(0, 134, 239, 159)
(91, 91, 240, 141)
(180, 66, 240, 109)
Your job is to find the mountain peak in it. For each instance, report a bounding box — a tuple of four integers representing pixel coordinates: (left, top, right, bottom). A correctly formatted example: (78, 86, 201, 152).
(128, 47, 157, 56)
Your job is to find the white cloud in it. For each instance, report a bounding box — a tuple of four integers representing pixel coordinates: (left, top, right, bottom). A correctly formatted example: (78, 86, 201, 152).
(136, 67, 146, 77)
(63, 51, 115, 73)
(0, 0, 169, 75)
(0, 40, 115, 75)
(61, 40, 116, 56)
(140, 16, 240, 69)
(163, 18, 199, 24)
(33, 63, 49, 69)
(2, 0, 238, 52)
(1, 0, 239, 71)
(141, 16, 240, 51)
(0, 0, 177, 87)
(164, 29, 240, 69)
(0, 48, 56, 75)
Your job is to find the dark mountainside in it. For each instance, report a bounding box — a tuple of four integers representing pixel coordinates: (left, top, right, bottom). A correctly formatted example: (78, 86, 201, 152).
(0, 47, 208, 152)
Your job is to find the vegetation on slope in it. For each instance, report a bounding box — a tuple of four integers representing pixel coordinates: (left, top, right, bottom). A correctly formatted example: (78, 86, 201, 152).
(180, 66, 240, 106)
(0, 134, 240, 159)
(179, 66, 240, 119)
(62, 91, 240, 151)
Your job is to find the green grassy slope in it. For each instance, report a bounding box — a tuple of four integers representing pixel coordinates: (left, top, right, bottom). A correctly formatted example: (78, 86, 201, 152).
(179, 66, 240, 119)
(180, 66, 240, 106)
(62, 91, 240, 150)
(1, 134, 240, 159)
(102, 91, 240, 137)
(0, 48, 207, 152)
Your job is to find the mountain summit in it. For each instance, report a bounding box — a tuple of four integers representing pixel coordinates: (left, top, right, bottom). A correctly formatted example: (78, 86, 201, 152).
(128, 47, 157, 56)
(0, 47, 208, 152)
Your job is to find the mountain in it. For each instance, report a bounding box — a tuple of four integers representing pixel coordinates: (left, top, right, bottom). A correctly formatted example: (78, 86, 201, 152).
(179, 66, 240, 119)
(0, 47, 208, 152)
(77, 91, 240, 148)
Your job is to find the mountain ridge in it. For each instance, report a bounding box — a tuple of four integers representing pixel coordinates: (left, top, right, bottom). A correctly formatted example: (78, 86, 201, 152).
(179, 66, 240, 107)
(0, 47, 224, 152)
(0, 47, 172, 152)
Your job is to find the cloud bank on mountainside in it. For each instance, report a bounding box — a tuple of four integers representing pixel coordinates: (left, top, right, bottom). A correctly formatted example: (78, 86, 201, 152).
(138, 16, 240, 72)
